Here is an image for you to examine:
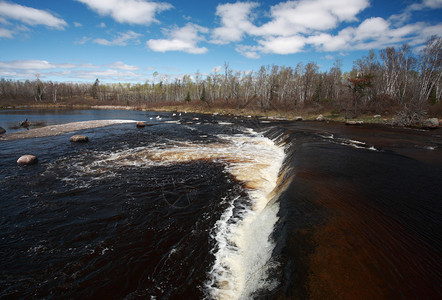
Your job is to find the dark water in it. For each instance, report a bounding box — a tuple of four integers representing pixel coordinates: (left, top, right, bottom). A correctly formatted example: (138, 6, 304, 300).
(1, 110, 441, 299)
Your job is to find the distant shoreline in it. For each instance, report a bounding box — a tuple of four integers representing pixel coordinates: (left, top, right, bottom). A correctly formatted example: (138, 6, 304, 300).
(1, 104, 440, 130)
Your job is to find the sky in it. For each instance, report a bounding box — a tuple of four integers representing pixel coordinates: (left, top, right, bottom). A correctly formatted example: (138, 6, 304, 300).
(0, 0, 441, 83)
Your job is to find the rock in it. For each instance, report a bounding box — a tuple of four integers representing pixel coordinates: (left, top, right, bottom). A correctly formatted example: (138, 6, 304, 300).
(316, 114, 325, 121)
(423, 118, 439, 129)
(70, 135, 89, 142)
(374, 114, 381, 118)
(20, 118, 31, 128)
(136, 121, 146, 128)
(17, 155, 38, 165)
(0, 126, 5, 134)
(345, 120, 364, 125)
(295, 116, 303, 121)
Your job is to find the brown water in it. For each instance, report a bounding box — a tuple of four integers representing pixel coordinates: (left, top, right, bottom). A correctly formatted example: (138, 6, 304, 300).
(1, 110, 441, 299)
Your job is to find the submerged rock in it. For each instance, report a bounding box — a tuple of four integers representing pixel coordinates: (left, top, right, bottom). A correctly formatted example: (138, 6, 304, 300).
(423, 118, 439, 129)
(136, 121, 146, 128)
(0, 126, 5, 134)
(17, 155, 38, 165)
(70, 135, 89, 142)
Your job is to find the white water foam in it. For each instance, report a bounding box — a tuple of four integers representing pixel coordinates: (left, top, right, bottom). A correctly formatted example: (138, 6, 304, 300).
(51, 127, 286, 298)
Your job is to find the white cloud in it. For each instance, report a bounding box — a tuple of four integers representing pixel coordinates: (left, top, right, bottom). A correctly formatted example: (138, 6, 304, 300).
(75, 36, 91, 44)
(390, 0, 442, 24)
(0, 27, 13, 38)
(211, 65, 222, 73)
(236, 45, 261, 59)
(97, 22, 106, 28)
(0, 1, 67, 29)
(306, 17, 439, 52)
(221, 0, 441, 58)
(0, 60, 56, 70)
(423, 0, 442, 8)
(106, 61, 139, 71)
(0, 59, 151, 82)
(211, 2, 259, 44)
(76, 0, 172, 25)
(147, 23, 208, 54)
(94, 30, 142, 46)
(73, 22, 82, 27)
(256, 0, 369, 36)
(258, 35, 306, 54)
(353, 17, 390, 41)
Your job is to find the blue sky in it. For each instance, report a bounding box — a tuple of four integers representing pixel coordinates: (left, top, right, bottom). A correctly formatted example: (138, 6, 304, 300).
(0, 0, 441, 83)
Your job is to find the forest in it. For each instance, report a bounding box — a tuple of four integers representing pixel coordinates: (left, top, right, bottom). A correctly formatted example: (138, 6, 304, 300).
(1, 36, 441, 126)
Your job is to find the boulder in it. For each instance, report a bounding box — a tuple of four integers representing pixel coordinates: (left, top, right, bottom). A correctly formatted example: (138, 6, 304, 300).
(423, 118, 439, 129)
(17, 155, 38, 165)
(345, 120, 364, 125)
(0, 126, 5, 134)
(70, 135, 89, 142)
(316, 114, 325, 121)
(373, 114, 381, 118)
(295, 116, 303, 121)
(136, 121, 146, 128)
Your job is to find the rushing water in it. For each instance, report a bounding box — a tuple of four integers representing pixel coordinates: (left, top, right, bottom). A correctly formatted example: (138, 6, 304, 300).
(1, 109, 441, 299)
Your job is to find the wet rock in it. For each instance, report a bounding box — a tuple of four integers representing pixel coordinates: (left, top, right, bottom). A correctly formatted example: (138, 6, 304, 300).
(0, 126, 5, 134)
(295, 116, 303, 121)
(316, 114, 325, 121)
(17, 155, 38, 165)
(20, 118, 31, 128)
(136, 121, 146, 128)
(70, 135, 89, 142)
(423, 118, 439, 129)
(345, 120, 364, 125)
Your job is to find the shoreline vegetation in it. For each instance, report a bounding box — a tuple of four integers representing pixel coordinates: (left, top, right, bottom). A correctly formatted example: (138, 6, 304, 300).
(1, 37, 441, 128)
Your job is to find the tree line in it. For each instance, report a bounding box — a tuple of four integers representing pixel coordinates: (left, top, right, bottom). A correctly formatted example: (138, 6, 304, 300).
(1, 36, 441, 125)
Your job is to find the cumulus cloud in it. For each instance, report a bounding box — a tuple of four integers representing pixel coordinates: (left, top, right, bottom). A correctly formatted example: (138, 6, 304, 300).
(222, 0, 441, 58)
(0, 1, 67, 29)
(76, 0, 172, 25)
(211, 2, 259, 44)
(94, 30, 142, 46)
(147, 23, 208, 54)
(258, 35, 306, 54)
(306, 17, 437, 52)
(257, 0, 369, 36)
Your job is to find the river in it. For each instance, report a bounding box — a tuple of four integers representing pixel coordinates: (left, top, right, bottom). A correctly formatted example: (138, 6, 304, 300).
(0, 109, 441, 299)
